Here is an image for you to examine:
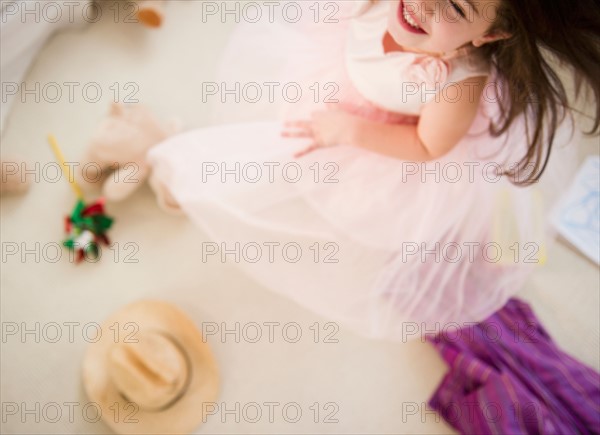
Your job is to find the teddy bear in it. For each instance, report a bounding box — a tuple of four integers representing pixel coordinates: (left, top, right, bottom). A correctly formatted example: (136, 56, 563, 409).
(77, 102, 181, 202)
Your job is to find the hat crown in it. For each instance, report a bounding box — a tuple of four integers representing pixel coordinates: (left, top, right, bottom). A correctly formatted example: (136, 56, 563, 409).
(108, 332, 189, 411)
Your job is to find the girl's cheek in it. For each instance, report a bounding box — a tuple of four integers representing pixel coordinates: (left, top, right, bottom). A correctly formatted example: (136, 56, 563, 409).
(430, 20, 457, 38)
(433, 23, 472, 48)
(430, 24, 458, 46)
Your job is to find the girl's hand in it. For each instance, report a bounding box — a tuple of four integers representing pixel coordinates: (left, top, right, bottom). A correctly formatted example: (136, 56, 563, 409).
(281, 109, 359, 158)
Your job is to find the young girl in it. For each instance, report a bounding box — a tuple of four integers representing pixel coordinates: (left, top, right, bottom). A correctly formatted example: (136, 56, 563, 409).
(147, 0, 600, 341)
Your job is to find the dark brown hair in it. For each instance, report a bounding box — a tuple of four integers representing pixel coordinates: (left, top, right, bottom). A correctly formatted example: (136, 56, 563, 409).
(482, 0, 600, 184)
(371, 0, 600, 185)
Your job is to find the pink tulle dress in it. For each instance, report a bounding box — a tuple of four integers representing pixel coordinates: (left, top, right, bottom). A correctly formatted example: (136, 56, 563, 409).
(147, 1, 578, 341)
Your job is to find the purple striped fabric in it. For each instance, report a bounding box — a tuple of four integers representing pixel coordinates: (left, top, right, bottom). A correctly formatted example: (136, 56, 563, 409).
(425, 298, 600, 434)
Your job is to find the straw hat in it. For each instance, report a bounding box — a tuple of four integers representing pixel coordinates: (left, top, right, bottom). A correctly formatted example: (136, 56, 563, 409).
(82, 300, 219, 434)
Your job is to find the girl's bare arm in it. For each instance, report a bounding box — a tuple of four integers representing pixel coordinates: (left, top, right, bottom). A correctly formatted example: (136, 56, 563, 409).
(350, 76, 487, 161)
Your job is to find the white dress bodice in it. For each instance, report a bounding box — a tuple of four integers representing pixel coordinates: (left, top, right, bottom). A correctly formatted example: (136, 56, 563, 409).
(345, 0, 490, 115)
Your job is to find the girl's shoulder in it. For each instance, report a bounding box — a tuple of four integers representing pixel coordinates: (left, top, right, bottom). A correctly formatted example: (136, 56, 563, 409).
(443, 48, 491, 85)
(345, 0, 491, 114)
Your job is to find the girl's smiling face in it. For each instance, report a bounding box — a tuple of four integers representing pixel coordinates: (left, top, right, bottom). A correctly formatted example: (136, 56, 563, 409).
(386, 0, 505, 55)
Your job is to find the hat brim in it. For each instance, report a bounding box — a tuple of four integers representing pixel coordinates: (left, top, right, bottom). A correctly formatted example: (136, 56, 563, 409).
(82, 300, 220, 435)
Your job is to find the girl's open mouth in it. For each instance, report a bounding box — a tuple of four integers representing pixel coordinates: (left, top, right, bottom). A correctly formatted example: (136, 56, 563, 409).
(398, 0, 428, 34)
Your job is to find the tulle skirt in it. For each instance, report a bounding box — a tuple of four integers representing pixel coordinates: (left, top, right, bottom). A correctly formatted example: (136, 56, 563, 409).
(147, 1, 579, 341)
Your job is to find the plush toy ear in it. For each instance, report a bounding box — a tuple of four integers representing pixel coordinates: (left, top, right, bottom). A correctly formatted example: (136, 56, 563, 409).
(110, 102, 124, 117)
(137, 0, 165, 28)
